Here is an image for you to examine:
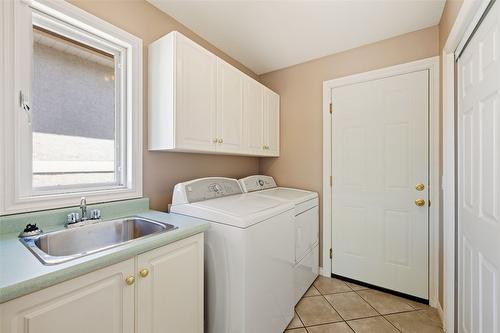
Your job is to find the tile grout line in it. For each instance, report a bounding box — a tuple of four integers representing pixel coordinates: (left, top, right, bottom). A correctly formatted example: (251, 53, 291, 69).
(318, 279, 353, 322)
(321, 290, 378, 323)
(319, 281, 358, 333)
(294, 278, 352, 331)
(344, 319, 357, 333)
(294, 310, 306, 330)
(350, 287, 403, 332)
(381, 315, 403, 333)
(314, 279, 359, 332)
(354, 288, 424, 315)
(293, 278, 420, 333)
(299, 277, 437, 333)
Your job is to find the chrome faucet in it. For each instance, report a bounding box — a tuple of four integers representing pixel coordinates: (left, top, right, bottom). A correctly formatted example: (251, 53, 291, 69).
(80, 197, 88, 221)
(66, 197, 101, 228)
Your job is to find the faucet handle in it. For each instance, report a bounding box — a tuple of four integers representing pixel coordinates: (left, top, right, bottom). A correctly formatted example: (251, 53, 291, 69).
(67, 212, 80, 224)
(90, 209, 101, 220)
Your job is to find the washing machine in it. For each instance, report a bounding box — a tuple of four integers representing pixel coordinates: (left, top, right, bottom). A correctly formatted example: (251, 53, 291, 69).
(170, 177, 295, 333)
(239, 175, 319, 304)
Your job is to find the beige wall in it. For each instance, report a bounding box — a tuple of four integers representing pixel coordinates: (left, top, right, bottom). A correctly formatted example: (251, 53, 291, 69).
(259, 25, 439, 265)
(439, 0, 464, 48)
(71, 0, 461, 306)
(437, 0, 463, 306)
(69, 0, 260, 211)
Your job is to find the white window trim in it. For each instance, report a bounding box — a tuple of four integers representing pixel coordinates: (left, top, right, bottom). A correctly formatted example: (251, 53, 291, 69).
(0, 0, 143, 215)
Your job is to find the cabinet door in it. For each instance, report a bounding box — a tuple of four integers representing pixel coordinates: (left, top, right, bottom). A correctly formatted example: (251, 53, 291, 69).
(175, 34, 217, 152)
(243, 79, 264, 154)
(216, 59, 244, 153)
(264, 88, 280, 156)
(0, 259, 135, 333)
(137, 233, 204, 333)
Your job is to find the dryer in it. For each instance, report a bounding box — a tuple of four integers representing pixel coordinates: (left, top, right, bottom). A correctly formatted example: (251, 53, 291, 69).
(170, 177, 295, 333)
(239, 175, 319, 303)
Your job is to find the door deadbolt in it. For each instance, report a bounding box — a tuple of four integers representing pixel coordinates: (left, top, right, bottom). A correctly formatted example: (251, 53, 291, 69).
(415, 183, 425, 191)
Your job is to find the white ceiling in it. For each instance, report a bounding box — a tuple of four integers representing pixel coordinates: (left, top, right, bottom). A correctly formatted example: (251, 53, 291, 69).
(148, 0, 445, 75)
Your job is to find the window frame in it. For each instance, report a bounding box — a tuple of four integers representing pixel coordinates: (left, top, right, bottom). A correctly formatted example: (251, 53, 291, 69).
(30, 12, 126, 193)
(0, 0, 143, 215)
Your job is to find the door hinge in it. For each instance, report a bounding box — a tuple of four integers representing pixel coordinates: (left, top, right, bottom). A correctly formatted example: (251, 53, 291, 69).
(329, 248, 333, 259)
(329, 103, 333, 114)
(330, 176, 333, 186)
(428, 200, 431, 207)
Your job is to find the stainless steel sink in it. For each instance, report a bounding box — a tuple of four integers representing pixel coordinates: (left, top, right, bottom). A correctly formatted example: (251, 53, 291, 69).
(20, 217, 177, 265)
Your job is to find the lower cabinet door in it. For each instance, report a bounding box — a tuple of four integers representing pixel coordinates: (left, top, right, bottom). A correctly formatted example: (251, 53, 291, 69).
(0, 259, 135, 333)
(136, 233, 204, 333)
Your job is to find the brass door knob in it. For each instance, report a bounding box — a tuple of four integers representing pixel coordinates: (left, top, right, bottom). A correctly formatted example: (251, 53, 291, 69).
(125, 276, 135, 285)
(218, 138, 223, 143)
(415, 199, 426, 207)
(139, 269, 149, 278)
(415, 183, 425, 191)
(213, 138, 218, 143)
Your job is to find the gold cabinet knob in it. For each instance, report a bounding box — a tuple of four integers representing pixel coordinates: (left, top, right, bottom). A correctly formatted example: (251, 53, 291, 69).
(213, 138, 218, 143)
(125, 276, 135, 285)
(218, 138, 223, 143)
(415, 183, 425, 191)
(415, 199, 426, 207)
(139, 269, 149, 278)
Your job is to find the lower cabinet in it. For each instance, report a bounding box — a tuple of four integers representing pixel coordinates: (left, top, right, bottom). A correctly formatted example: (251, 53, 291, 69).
(0, 233, 204, 333)
(137, 233, 204, 333)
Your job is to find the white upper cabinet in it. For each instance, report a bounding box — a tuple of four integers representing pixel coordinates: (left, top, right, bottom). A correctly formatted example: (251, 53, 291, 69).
(216, 59, 244, 153)
(263, 88, 280, 157)
(148, 31, 279, 157)
(175, 33, 217, 151)
(149, 32, 216, 152)
(243, 77, 264, 154)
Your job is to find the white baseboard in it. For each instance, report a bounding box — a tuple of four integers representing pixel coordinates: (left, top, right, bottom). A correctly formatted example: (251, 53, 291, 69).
(319, 267, 329, 277)
(436, 302, 445, 331)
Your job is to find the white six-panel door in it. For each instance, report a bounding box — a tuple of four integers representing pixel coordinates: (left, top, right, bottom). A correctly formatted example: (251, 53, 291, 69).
(331, 70, 429, 299)
(458, 2, 500, 332)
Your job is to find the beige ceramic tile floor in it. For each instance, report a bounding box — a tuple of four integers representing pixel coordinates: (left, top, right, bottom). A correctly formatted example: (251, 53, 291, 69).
(285, 276, 443, 333)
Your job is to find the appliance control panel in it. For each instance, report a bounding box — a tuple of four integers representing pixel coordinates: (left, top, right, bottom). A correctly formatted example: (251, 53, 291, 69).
(176, 177, 243, 204)
(239, 175, 277, 193)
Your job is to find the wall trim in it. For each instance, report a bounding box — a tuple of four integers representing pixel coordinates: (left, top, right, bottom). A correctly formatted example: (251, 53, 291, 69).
(442, 0, 491, 331)
(437, 301, 445, 327)
(322, 56, 440, 307)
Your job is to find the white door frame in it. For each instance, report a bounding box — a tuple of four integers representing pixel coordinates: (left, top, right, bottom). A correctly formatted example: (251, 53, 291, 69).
(442, 0, 492, 331)
(322, 56, 440, 307)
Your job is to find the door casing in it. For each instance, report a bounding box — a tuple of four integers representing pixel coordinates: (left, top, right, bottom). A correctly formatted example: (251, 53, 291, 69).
(322, 56, 440, 307)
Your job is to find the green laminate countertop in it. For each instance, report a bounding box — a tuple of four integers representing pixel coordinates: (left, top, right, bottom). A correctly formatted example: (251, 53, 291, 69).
(0, 205, 209, 303)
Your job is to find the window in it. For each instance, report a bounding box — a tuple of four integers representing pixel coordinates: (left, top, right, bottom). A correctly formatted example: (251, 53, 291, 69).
(32, 25, 121, 189)
(0, 0, 143, 214)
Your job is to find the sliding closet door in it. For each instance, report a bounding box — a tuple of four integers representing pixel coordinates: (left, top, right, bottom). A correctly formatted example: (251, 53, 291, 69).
(457, 1, 500, 332)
